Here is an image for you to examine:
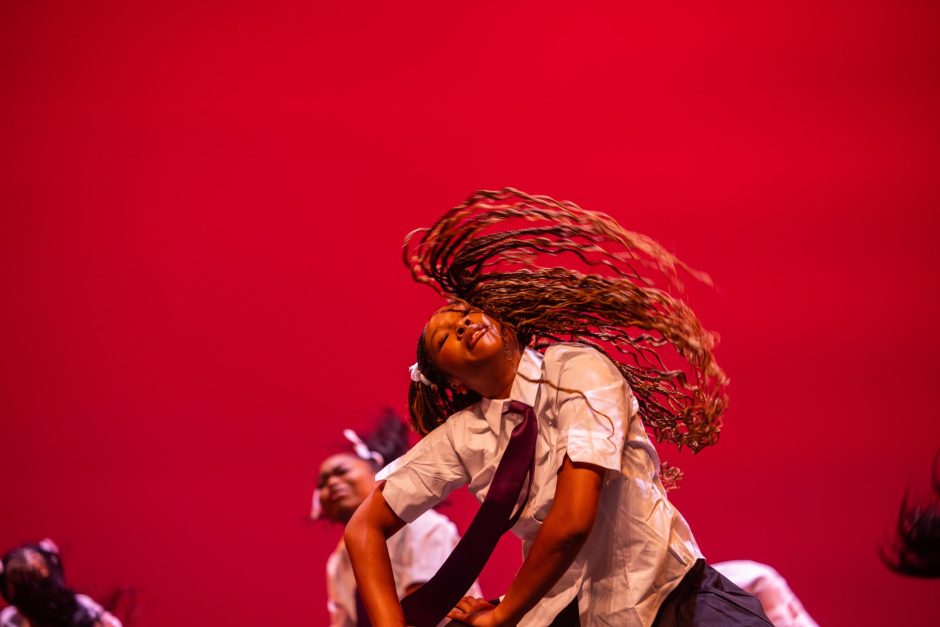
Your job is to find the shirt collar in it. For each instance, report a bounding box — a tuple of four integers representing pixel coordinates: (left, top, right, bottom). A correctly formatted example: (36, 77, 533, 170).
(480, 347, 543, 434)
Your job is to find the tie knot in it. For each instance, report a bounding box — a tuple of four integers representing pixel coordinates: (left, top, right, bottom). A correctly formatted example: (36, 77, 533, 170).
(505, 400, 532, 416)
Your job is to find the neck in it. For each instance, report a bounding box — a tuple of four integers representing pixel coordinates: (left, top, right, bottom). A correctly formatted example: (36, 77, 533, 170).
(480, 349, 522, 399)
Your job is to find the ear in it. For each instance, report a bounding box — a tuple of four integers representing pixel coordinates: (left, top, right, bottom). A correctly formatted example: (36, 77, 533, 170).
(448, 378, 469, 394)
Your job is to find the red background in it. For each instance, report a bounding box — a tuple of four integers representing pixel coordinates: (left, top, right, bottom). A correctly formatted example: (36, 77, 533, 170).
(1, 1, 938, 625)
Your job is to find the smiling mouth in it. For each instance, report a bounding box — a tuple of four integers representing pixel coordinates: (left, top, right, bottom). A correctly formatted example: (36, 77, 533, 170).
(327, 489, 351, 502)
(467, 326, 487, 349)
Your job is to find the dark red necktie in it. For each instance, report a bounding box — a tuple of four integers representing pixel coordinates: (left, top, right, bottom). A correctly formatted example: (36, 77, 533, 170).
(398, 400, 538, 627)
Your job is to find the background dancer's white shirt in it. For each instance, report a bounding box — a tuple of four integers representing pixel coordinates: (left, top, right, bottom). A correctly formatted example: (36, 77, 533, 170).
(713, 561, 819, 627)
(326, 507, 482, 627)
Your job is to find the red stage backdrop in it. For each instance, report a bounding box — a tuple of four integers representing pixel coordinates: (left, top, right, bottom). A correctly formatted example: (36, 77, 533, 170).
(1, 1, 938, 625)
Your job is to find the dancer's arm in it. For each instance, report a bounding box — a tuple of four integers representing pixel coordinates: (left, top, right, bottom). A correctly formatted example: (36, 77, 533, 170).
(448, 456, 603, 626)
(345, 483, 407, 627)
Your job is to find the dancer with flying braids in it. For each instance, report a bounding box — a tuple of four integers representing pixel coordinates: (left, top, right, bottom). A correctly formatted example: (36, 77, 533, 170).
(345, 189, 772, 626)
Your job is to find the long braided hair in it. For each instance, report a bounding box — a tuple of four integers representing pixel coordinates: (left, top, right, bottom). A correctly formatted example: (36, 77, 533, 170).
(405, 188, 728, 460)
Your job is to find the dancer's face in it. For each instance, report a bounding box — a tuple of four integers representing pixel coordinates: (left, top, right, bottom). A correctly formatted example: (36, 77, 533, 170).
(423, 305, 514, 395)
(317, 453, 376, 523)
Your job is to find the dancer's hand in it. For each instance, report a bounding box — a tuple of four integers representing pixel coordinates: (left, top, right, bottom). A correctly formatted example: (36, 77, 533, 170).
(446, 596, 504, 626)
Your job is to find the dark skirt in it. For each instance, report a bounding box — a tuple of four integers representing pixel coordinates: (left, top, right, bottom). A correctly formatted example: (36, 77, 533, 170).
(547, 597, 581, 626)
(652, 559, 773, 627)
(546, 559, 772, 627)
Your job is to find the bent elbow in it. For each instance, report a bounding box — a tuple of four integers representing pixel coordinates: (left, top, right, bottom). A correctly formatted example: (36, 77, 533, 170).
(344, 506, 369, 548)
(562, 525, 593, 549)
(567, 505, 598, 539)
(551, 518, 595, 552)
(556, 533, 589, 555)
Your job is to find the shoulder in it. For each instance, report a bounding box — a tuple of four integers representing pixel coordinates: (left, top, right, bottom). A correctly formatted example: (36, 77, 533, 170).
(376, 407, 478, 481)
(75, 594, 121, 627)
(421, 404, 481, 446)
(444, 403, 482, 431)
(543, 343, 622, 387)
(76, 594, 104, 612)
(76, 595, 123, 627)
(0, 606, 20, 627)
(418, 402, 487, 460)
(543, 342, 618, 370)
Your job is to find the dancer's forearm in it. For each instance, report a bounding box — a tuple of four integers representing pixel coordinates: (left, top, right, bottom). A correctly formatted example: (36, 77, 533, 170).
(345, 485, 406, 627)
(493, 457, 603, 625)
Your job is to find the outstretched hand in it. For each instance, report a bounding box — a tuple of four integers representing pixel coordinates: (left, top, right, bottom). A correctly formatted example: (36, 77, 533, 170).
(446, 596, 503, 626)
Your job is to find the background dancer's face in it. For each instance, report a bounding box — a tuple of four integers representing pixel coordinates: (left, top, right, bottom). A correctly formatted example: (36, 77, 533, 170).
(423, 305, 517, 397)
(316, 453, 376, 524)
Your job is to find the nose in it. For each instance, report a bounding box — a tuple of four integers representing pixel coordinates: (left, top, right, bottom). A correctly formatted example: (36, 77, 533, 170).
(456, 316, 472, 337)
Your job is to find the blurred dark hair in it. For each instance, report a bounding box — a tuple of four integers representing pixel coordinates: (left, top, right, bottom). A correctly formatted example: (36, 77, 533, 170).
(0, 543, 99, 627)
(361, 408, 410, 467)
(881, 453, 940, 578)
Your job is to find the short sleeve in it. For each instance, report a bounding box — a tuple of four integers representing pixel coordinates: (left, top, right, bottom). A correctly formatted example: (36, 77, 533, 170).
(553, 346, 632, 472)
(377, 419, 469, 524)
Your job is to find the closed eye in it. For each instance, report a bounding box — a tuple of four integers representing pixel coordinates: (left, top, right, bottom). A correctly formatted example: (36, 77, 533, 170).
(317, 465, 349, 488)
(438, 333, 448, 349)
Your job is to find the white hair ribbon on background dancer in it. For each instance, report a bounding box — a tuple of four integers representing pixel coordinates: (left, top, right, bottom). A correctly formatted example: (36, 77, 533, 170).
(310, 429, 385, 520)
(342, 429, 384, 467)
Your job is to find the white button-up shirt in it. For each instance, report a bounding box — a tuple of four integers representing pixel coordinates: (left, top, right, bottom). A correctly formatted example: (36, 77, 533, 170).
(378, 344, 703, 626)
(327, 508, 482, 627)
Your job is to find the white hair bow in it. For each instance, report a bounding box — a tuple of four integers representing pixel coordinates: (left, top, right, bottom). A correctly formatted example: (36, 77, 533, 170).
(409, 362, 432, 386)
(343, 429, 384, 467)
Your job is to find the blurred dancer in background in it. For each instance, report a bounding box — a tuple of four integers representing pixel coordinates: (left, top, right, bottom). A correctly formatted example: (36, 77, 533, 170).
(312, 410, 481, 626)
(0, 539, 121, 627)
